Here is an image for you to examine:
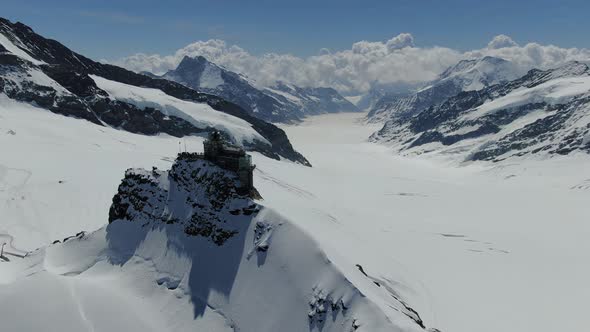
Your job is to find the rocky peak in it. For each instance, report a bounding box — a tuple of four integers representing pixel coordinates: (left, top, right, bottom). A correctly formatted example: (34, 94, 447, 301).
(174, 55, 208, 74)
(109, 155, 261, 245)
(101, 152, 429, 332)
(165, 55, 228, 90)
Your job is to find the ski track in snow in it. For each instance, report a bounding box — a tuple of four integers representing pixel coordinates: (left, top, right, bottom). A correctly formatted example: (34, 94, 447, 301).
(570, 179, 590, 190)
(67, 282, 96, 332)
(255, 168, 315, 199)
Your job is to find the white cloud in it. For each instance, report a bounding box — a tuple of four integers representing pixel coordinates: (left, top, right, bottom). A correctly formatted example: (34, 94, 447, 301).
(487, 34, 518, 49)
(386, 33, 415, 51)
(111, 34, 590, 96)
(467, 40, 590, 74)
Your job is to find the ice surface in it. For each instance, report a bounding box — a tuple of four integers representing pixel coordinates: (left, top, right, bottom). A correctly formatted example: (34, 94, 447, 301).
(90, 75, 269, 146)
(199, 63, 224, 89)
(465, 76, 590, 120)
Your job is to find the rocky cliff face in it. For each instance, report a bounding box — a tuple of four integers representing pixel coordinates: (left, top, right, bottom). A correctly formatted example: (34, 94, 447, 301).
(371, 62, 590, 162)
(162, 56, 359, 123)
(0, 17, 309, 165)
(109, 155, 262, 246)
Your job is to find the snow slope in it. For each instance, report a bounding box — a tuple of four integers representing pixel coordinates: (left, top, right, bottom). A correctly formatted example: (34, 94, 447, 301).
(264, 114, 590, 332)
(0, 214, 422, 332)
(464, 75, 590, 120)
(90, 75, 268, 146)
(0, 95, 193, 250)
(0, 98, 427, 331)
(0, 138, 426, 332)
(0, 30, 45, 65)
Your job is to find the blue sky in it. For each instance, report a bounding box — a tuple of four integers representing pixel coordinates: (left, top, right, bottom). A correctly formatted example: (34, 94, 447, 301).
(3, 0, 589, 61)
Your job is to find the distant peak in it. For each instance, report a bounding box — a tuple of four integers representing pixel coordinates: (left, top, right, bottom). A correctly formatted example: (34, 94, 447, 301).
(560, 60, 589, 71)
(547, 61, 590, 78)
(273, 80, 296, 91)
(178, 55, 208, 67)
(172, 55, 220, 77)
(438, 56, 511, 80)
(479, 56, 509, 64)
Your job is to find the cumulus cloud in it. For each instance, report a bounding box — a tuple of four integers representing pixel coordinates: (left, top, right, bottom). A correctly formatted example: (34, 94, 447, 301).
(487, 34, 518, 49)
(468, 39, 590, 74)
(386, 33, 415, 51)
(111, 34, 590, 96)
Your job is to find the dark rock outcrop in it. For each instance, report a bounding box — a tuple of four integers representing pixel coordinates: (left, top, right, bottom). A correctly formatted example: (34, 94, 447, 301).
(109, 155, 261, 245)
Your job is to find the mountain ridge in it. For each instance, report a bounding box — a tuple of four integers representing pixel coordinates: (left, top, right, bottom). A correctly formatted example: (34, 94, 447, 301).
(0, 17, 309, 165)
(370, 61, 590, 161)
(161, 55, 359, 123)
(367, 56, 521, 123)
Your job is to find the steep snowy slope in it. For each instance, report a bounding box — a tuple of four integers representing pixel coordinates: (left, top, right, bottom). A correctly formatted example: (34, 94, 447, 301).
(90, 75, 268, 145)
(161, 56, 359, 123)
(0, 17, 308, 164)
(371, 62, 590, 161)
(0, 96, 199, 250)
(0, 152, 428, 332)
(368, 56, 520, 122)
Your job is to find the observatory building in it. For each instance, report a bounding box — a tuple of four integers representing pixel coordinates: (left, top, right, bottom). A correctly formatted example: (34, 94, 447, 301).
(202, 131, 255, 192)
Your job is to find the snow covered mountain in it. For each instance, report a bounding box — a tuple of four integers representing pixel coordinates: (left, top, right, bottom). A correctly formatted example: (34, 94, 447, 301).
(0, 153, 431, 332)
(367, 56, 521, 122)
(352, 82, 419, 113)
(0, 18, 308, 165)
(370, 61, 590, 161)
(161, 55, 359, 123)
(266, 81, 360, 119)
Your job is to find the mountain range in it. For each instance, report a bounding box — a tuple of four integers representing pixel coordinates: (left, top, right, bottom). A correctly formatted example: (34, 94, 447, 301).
(0, 18, 309, 165)
(370, 61, 590, 161)
(159, 55, 359, 123)
(367, 56, 522, 123)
